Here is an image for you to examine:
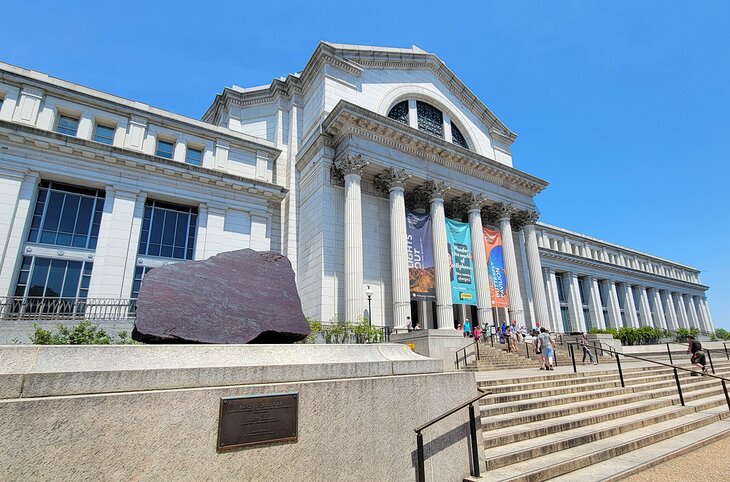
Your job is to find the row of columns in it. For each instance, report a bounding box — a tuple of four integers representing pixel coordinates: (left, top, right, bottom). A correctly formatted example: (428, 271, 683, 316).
(335, 155, 552, 331)
(543, 266, 714, 333)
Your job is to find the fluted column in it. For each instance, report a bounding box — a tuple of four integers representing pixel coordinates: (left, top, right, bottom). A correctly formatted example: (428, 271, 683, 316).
(674, 292, 689, 329)
(692, 296, 708, 332)
(683, 294, 699, 330)
(426, 181, 454, 329)
(495, 204, 525, 326)
(637, 286, 653, 327)
(375, 168, 412, 328)
(522, 212, 551, 331)
(660, 290, 678, 331)
(648, 288, 667, 329)
(587, 276, 606, 329)
(544, 268, 563, 332)
(335, 155, 369, 324)
(566, 272, 587, 332)
(464, 194, 494, 328)
(620, 283, 640, 328)
(699, 297, 715, 332)
(604, 280, 623, 329)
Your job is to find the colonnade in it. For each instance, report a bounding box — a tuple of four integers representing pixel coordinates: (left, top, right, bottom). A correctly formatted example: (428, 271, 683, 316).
(335, 156, 552, 331)
(542, 267, 714, 334)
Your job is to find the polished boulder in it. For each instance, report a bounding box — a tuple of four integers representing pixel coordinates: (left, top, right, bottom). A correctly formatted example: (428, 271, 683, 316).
(132, 249, 309, 344)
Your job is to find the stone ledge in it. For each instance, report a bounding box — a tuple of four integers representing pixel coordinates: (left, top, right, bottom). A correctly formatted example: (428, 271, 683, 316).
(0, 344, 442, 399)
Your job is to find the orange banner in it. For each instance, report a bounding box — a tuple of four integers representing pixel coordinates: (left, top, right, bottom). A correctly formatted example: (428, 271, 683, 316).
(483, 228, 510, 308)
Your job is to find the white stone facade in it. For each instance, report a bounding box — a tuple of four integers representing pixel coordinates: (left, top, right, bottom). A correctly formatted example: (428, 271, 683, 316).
(0, 42, 713, 342)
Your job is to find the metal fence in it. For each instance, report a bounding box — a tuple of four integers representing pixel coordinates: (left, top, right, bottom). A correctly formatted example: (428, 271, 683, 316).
(0, 297, 137, 321)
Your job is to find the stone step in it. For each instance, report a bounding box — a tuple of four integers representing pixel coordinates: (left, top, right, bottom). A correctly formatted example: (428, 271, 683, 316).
(481, 407, 730, 481)
(545, 417, 730, 481)
(475, 363, 675, 387)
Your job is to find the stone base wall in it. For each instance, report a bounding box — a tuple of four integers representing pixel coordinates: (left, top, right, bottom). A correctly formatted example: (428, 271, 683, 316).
(0, 344, 481, 481)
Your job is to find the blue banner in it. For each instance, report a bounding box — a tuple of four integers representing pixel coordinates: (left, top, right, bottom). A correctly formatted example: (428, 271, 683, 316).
(446, 218, 477, 305)
(406, 210, 435, 301)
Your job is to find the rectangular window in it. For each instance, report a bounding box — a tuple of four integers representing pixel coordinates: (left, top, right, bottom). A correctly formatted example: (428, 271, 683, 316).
(27, 181, 105, 249)
(56, 115, 79, 136)
(12, 256, 93, 314)
(185, 146, 203, 166)
(155, 139, 175, 159)
(597, 282, 607, 307)
(578, 277, 590, 305)
(556, 274, 567, 303)
(138, 199, 197, 260)
(93, 123, 115, 145)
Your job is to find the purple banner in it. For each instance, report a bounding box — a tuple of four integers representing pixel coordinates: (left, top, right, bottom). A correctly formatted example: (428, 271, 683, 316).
(406, 210, 435, 301)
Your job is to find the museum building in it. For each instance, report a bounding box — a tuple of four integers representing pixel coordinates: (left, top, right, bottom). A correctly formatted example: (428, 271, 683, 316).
(0, 42, 714, 342)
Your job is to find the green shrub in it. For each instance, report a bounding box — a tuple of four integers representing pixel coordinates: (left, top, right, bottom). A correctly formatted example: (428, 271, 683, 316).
(301, 318, 322, 344)
(325, 320, 352, 344)
(352, 317, 382, 343)
(714, 328, 730, 341)
(30, 321, 112, 345)
(588, 328, 618, 338)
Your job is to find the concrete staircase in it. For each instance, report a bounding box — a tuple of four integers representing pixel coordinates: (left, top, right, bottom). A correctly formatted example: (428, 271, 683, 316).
(461, 342, 542, 371)
(469, 361, 730, 481)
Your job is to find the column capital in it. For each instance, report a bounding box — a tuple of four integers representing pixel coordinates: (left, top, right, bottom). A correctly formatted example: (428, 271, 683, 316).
(334, 154, 369, 178)
(461, 192, 487, 214)
(485, 202, 514, 222)
(514, 209, 540, 230)
(374, 167, 411, 195)
(423, 180, 450, 202)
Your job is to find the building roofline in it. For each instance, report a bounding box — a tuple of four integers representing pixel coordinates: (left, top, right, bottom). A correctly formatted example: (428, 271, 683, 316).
(0, 61, 280, 158)
(201, 41, 517, 146)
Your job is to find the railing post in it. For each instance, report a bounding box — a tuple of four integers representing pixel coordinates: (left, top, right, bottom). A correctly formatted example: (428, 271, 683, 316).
(666, 343, 674, 365)
(673, 367, 685, 406)
(570, 344, 577, 373)
(416, 431, 425, 482)
(455, 350, 460, 370)
(593, 342, 600, 365)
(722, 380, 730, 413)
(476, 341, 480, 360)
(724, 343, 729, 361)
(490, 333, 494, 348)
(525, 342, 529, 359)
(707, 350, 715, 374)
(616, 353, 625, 388)
(468, 403, 480, 477)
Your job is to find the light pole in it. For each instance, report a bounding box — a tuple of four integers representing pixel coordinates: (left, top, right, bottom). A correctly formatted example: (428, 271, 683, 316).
(365, 285, 373, 326)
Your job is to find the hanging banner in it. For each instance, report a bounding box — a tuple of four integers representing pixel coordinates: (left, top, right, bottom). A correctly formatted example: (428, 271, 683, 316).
(445, 219, 477, 305)
(483, 228, 510, 308)
(406, 210, 435, 301)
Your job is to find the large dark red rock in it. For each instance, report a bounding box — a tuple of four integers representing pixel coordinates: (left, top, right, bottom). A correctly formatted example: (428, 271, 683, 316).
(132, 249, 310, 344)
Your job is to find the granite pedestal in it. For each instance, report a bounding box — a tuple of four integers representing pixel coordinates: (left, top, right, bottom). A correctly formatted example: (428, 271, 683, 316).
(390, 329, 473, 371)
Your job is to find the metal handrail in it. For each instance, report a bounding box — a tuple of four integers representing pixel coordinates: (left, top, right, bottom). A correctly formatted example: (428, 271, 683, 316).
(566, 341, 730, 412)
(414, 389, 491, 481)
(455, 341, 480, 369)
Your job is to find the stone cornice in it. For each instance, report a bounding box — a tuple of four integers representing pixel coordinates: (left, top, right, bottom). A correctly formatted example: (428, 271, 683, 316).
(539, 248, 709, 291)
(320, 101, 548, 197)
(0, 120, 287, 201)
(202, 42, 517, 144)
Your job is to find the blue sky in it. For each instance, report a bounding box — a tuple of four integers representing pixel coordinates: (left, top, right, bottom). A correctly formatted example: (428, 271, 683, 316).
(2, 1, 727, 329)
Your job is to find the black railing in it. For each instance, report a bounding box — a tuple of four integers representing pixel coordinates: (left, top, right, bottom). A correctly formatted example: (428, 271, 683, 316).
(455, 341, 480, 369)
(414, 389, 491, 481)
(566, 341, 730, 412)
(0, 296, 137, 320)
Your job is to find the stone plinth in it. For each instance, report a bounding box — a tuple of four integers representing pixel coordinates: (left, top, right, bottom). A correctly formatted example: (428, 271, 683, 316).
(0, 344, 481, 481)
(391, 329, 472, 371)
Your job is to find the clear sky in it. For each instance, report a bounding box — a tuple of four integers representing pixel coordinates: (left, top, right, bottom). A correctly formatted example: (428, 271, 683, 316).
(2, 1, 727, 329)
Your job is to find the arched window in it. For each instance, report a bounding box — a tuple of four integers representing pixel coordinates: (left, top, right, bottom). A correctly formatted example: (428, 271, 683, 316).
(387, 100, 409, 125)
(386, 99, 470, 150)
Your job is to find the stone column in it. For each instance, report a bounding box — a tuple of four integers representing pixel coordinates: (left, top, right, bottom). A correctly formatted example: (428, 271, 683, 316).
(426, 181, 454, 329)
(660, 290, 679, 331)
(566, 272, 587, 332)
(463, 194, 493, 328)
(684, 294, 700, 331)
(604, 280, 623, 329)
(692, 296, 709, 332)
(193, 203, 209, 260)
(620, 283, 640, 328)
(698, 297, 714, 333)
(648, 288, 667, 330)
(0, 170, 40, 297)
(587, 276, 606, 329)
(522, 212, 551, 331)
(674, 292, 689, 329)
(335, 155, 369, 324)
(636, 286, 653, 327)
(544, 268, 562, 332)
(494, 203, 525, 326)
(375, 168, 412, 329)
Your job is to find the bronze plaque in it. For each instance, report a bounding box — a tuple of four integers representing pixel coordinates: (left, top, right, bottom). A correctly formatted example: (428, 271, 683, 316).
(217, 392, 298, 451)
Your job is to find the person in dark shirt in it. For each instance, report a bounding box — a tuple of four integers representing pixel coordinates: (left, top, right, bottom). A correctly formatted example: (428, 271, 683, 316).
(686, 336, 707, 375)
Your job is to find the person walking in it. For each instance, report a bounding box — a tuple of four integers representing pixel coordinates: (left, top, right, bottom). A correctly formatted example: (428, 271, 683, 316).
(473, 324, 481, 343)
(463, 319, 471, 338)
(579, 333, 597, 365)
(406, 316, 413, 333)
(687, 336, 707, 375)
(538, 327, 555, 371)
